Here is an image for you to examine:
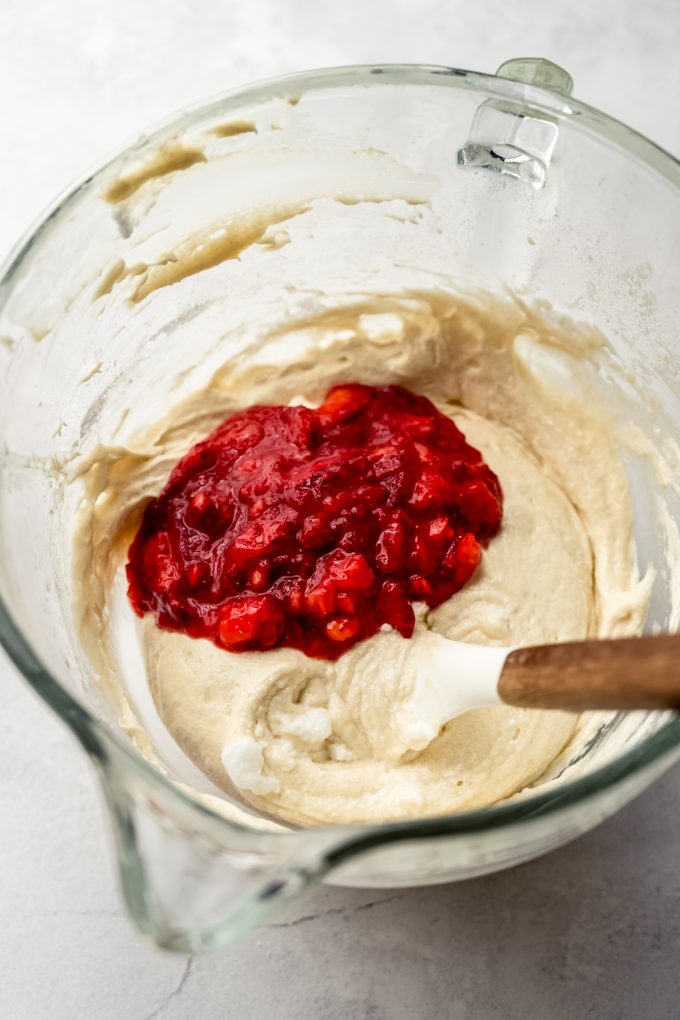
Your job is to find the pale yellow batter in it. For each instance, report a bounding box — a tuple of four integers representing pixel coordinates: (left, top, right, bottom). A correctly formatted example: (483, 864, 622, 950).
(73, 289, 650, 826)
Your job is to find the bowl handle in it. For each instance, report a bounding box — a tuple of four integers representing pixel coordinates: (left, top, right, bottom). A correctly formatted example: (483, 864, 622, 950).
(457, 57, 574, 188)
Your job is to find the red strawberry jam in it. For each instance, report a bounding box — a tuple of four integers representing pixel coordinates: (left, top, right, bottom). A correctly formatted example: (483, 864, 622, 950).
(126, 384, 502, 660)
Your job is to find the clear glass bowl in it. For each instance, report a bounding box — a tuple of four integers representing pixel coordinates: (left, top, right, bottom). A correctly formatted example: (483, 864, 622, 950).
(1, 61, 680, 952)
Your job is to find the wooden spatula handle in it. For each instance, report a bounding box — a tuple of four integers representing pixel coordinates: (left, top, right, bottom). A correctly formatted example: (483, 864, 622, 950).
(499, 634, 680, 712)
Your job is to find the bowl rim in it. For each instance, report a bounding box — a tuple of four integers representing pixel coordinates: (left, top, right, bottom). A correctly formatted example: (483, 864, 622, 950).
(1, 60, 679, 847)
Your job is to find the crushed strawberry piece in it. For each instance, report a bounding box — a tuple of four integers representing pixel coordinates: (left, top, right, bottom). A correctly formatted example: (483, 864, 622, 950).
(126, 384, 503, 659)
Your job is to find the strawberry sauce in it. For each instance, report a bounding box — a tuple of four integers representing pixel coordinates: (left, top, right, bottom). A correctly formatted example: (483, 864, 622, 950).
(126, 384, 503, 659)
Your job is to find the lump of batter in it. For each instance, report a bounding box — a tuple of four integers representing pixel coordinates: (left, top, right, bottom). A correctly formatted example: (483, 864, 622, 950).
(73, 289, 650, 826)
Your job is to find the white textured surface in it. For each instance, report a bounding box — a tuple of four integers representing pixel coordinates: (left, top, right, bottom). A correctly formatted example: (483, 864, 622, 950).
(2, 1, 680, 1017)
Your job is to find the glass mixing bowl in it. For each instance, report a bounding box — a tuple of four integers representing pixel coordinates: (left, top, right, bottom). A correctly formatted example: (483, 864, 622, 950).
(1, 59, 680, 951)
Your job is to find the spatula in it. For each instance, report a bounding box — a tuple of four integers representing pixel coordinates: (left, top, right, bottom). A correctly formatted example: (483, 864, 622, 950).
(394, 632, 680, 756)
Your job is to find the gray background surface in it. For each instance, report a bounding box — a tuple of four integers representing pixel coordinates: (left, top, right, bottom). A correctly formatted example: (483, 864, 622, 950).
(2, 1, 680, 1017)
